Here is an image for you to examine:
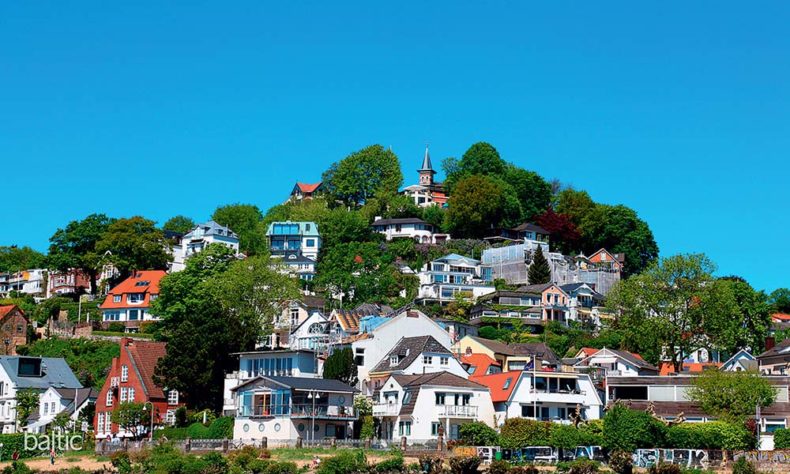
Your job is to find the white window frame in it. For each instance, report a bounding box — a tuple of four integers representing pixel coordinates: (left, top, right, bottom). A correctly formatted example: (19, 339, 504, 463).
(168, 390, 179, 405)
(423, 356, 433, 365)
(105, 391, 113, 407)
(128, 388, 135, 402)
(121, 365, 128, 382)
(166, 409, 176, 425)
(120, 387, 128, 403)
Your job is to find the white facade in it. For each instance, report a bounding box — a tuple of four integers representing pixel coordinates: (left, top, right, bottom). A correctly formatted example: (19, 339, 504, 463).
(3, 269, 46, 297)
(30, 387, 95, 433)
(573, 348, 657, 378)
(373, 373, 496, 442)
(371, 218, 450, 244)
(171, 221, 240, 272)
(417, 254, 495, 304)
(501, 372, 602, 424)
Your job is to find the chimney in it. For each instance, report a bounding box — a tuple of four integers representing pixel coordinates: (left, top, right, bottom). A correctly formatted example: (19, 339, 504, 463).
(766, 336, 776, 351)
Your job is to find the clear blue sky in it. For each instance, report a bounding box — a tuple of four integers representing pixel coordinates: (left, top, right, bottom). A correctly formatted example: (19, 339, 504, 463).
(2, 2, 788, 291)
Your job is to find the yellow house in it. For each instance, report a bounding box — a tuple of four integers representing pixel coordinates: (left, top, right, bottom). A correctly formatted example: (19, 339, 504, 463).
(453, 335, 559, 372)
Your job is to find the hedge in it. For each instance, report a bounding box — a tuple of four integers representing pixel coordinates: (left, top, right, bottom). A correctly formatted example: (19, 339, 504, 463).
(774, 428, 790, 449)
(664, 422, 753, 450)
(500, 419, 553, 449)
(603, 404, 667, 451)
(154, 416, 234, 440)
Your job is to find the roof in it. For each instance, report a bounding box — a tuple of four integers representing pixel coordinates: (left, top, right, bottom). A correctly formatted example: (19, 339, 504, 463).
(0, 357, 81, 390)
(517, 283, 556, 294)
(182, 220, 238, 240)
(233, 375, 358, 393)
(354, 303, 393, 316)
(510, 342, 561, 366)
(0, 305, 24, 320)
(473, 371, 521, 402)
(559, 283, 603, 298)
(419, 146, 435, 173)
(99, 270, 167, 310)
(578, 348, 657, 371)
(511, 222, 548, 234)
(393, 371, 486, 390)
(461, 353, 501, 377)
(282, 252, 317, 264)
(333, 309, 363, 333)
(436, 253, 481, 266)
(774, 313, 790, 322)
(372, 217, 429, 227)
(758, 339, 790, 359)
(123, 339, 168, 399)
(658, 361, 722, 376)
(721, 349, 756, 369)
(54, 387, 98, 415)
(371, 335, 451, 374)
(576, 347, 599, 358)
(467, 336, 515, 356)
(295, 182, 322, 194)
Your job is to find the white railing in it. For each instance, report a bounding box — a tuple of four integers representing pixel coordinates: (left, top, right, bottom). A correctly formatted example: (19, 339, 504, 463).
(438, 405, 478, 417)
(372, 404, 400, 416)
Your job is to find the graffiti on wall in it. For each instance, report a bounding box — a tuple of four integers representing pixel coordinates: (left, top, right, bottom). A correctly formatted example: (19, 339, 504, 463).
(633, 450, 709, 468)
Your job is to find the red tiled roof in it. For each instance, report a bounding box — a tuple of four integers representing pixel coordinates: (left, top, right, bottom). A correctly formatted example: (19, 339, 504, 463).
(659, 361, 722, 376)
(577, 347, 598, 357)
(473, 371, 521, 403)
(0, 305, 21, 319)
(774, 313, 790, 322)
(124, 339, 168, 399)
(297, 182, 322, 193)
(99, 270, 167, 310)
(462, 353, 501, 377)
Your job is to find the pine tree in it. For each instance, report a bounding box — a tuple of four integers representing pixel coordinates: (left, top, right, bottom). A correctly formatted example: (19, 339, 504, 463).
(528, 246, 552, 284)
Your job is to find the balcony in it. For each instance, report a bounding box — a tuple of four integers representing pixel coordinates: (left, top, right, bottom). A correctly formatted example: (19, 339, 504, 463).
(240, 404, 356, 420)
(373, 403, 400, 417)
(438, 405, 478, 418)
(530, 389, 588, 404)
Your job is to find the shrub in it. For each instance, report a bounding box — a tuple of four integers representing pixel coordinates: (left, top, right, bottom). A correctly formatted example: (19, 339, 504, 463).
(509, 467, 539, 474)
(318, 450, 368, 474)
(500, 418, 552, 449)
(608, 450, 633, 474)
(110, 451, 132, 474)
(228, 445, 268, 470)
(1, 462, 33, 474)
(568, 459, 599, 474)
(488, 460, 511, 474)
(375, 454, 405, 473)
(107, 322, 126, 333)
(774, 428, 790, 449)
(202, 451, 230, 474)
(175, 406, 189, 427)
(603, 404, 666, 451)
(732, 457, 758, 474)
(459, 422, 500, 446)
(665, 422, 753, 450)
(549, 424, 604, 449)
(449, 455, 482, 474)
(208, 416, 234, 439)
(248, 459, 275, 474)
(265, 461, 299, 474)
(647, 463, 681, 474)
(187, 421, 212, 438)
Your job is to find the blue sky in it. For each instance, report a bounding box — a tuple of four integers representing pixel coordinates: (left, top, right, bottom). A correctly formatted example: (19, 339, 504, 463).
(2, 2, 789, 291)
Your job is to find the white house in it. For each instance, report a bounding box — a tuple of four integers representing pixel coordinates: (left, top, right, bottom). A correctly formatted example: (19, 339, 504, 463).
(349, 309, 454, 396)
(417, 254, 495, 304)
(232, 376, 357, 442)
(721, 349, 757, 372)
(286, 312, 330, 352)
(170, 221, 240, 272)
(0, 357, 83, 433)
(368, 335, 468, 392)
(371, 217, 450, 244)
(572, 347, 659, 379)
(266, 222, 321, 260)
(372, 372, 495, 442)
(559, 283, 605, 326)
(475, 370, 602, 426)
(28, 387, 97, 433)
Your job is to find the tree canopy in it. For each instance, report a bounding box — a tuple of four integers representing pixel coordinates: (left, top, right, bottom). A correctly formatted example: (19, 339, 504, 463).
(446, 175, 521, 238)
(48, 213, 115, 294)
(323, 347, 358, 386)
(212, 203, 266, 255)
(321, 145, 403, 208)
(0, 246, 46, 273)
(528, 246, 551, 284)
(95, 216, 171, 280)
(688, 370, 776, 422)
(162, 215, 196, 234)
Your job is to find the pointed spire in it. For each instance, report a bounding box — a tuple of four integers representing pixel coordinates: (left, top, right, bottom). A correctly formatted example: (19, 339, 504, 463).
(419, 144, 436, 174)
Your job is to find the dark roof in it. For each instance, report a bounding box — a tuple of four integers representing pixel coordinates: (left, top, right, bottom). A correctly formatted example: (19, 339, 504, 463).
(758, 339, 790, 360)
(512, 222, 549, 234)
(354, 303, 393, 317)
(372, 217, 428, 226)
(0, 357, 81, 390)
(232, 375, 358, 393)
(517, 283, 556, 294)
(371, 336, 451, 373)
(282, 252, 317, 264)
(477, 290, 542, 302)
(393, 371, 487, 389)
(302, 295, 326, 311)
(509, 342, 560, 366)
(610, 349, 657, 371)
(469, 336, 515, 356)
(54, 387, 99, 415)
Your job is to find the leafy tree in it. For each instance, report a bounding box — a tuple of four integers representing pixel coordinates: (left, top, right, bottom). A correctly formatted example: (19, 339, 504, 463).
(444, 142, 507, 192)
(95, 216, 171, 280)
(607, 254, 739, 371)
(602, 404, 666, 451)
(534, 208, 581, 254)
(555, 188, 596, 228)
(688, 370, 776, 423)
(528, 246, 551, 284)
(315, 242, 401, 304)
(499, 418, 552, 449)
(48, 213, 115, 295)
(111, 402, 148, 439)
(581, 204, 658, 275)
(421, 205, 448, 233)
(51, 411, 72, 433)
(322, 145, 403, 207)
(318, 208, 374, 253)
(446, 175, 521, 238)
(212, 204, 266, 255)
(459, 421, 499, 446)
(770, 288, 790, 313)
(0, 246, 46, 273)
(15, 389, 39, 425)
(361, 193, 421, 220)
(713, 278, 772, 354)
(505, 165, 552, 221)
(323, 348, 358, 386)
(162, 216, 196, 234)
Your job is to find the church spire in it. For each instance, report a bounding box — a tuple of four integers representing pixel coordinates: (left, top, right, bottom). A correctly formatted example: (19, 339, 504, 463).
(419, 145, 435, 173)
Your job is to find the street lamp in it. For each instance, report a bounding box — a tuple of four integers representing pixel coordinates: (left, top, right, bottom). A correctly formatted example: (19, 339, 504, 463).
(142, 402, 155, 442)
(307, 390, 317, 444)
(531, 352, 544, 421)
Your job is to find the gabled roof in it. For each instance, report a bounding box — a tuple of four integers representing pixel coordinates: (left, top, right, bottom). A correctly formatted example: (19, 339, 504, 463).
(721, 349, 756, 369)
(182, 220, 238, 240)
(461, 353, 501, 377)
(559, 282, 603, 298)
(123, 339, 168, 399)
(53, 387, 98, 415)
(232, 375, 358, 393)
(511, 222, 548, 234)
(332, 309, 363, 333)
(517, 283, 557, 294)
(473, 371, 521, 402)
(467, 336, 515, 356)
(282, 252, 317, 264)
(509, 342, 561, 366)
(295, 182, 322, 194)
(372, 217, 429, 227)
(436, 253, 481, 266)
(392, 371, 485, 390)
(0, 357, 81, 390)
(758, 339, 790, 359)
(371, 335, 451, 374)
(0, 305, 24, 320)
(576, 347, 657, 372)
(773, 313, 790, 322)
(589, 248, 625, 264)
(99, 270, 167, 310)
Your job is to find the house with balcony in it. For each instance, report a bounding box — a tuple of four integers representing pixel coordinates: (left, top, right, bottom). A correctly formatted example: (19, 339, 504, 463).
(475, 369, 602, 425)
(46, 269, 92, 297)
(0, 356, 82, 433)
(417, 254, 495, 304)
(266, 221, 321, 280)
(368, 335, 468, 392)
(518, 283, 570, 325)
(559, 283, 606, 325)
(587, 249, 625, 272)
(170, 221, 240, 272)
(4, 270, 46, 297)
(232, 376, 357, 441)
(758, 340, 790, 375)
(94, 338, 183, 439)
(571, 347, 658, 383)
(223, 350, 319, 416)
(471, 289, 545, 331)
(373, 371, 495, 442)
(273, 297, 326, 344)
(372, 217, 450, 244)
(99, 270, 166, 331)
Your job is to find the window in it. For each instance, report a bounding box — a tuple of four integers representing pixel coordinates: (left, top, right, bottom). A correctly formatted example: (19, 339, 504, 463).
(431, 422, 441, 436)
(150, 294, 158, 301)
(120, 387, 128, 402)
(105, 412, 112, 432)
(398, 421, 411, 436)
(423, 356, 433, 365)
(503, 378, 512, 390)
(121, 365, 128, 382)
(467, 365, 477, 375)
(435, 393, 446, 405)
(166, 410, 176, 425)
(290, 308, 300, 326)
(128, 309, 140, 321)
(97, 413, 104, 432)
(354, 348, 365, 366)
(106, 391, 113, 407)
(168, 390, 179, 405)
(440, 357, 449, 365)
(128, 388, 135, 402)
(113, 295, 121, 303)
(305, 239, 316, 247)
(390, 355, 399, 366)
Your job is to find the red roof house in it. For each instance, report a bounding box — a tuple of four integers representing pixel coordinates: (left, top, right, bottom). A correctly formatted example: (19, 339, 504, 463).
(99, 270, 166, 331)
(472, 371, 521, 403)
(461, 353, 502, 378)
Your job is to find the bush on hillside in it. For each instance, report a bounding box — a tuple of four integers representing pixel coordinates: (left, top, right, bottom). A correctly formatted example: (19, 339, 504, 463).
(732, 457, 758, 474)
(488, 460, 511, 474)
(317, 450, 368, 474)
(549, 424, 604, 449)
(500, 418, 552, 449)
(608, 450, 633, 474)
(602, 404, 666, 451)
(449, 455, 481, 474)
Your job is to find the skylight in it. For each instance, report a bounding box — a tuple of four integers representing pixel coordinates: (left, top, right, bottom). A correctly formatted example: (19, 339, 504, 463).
(135, 281, 150, 286)
(503, 377, 512, 389)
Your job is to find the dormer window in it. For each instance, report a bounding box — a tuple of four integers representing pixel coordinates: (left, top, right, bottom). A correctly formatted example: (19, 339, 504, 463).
(113, 295, 121, 303)
(390, 355, 399, 366)
(127, 293, 145, 304)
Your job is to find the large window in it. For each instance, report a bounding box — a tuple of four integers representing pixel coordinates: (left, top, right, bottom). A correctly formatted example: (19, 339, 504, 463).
(106, 391, 113, 407)
(398, 421, 411, 436)
(121, 365, 128, 382)
(127, 293, 145, 304)
(168, 390, 179, 405)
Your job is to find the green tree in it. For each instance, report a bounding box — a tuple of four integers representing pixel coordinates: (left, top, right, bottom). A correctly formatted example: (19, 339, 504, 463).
(713, 278, 772, 354)
(770, 288, 790, 314)
(95, 216, 171, 280)
(0, 246, 46, 273)
(212, 204, 266, 255)
(48, 213, 115, 295)
(527, 246, 551, 284)
(318, 208, 373, 253)
(315, 242, 401, 304)
(505, 165, 552, 221)
(321, 145, 403, 207)
(323, 348, 358, 386)
(421, 205, 448, 233)
(608, 254, 739, 371)
(602, 403, 666, 451)
(688, 370, 776, 423)
(444, 142, 507, 192)
(580, 204, 658, 275)
(499, 418, 552, 449)
(162, 216, 196, 234)
(15, 389, 39, 425)
(555, 188, 596, 228)
(111, 402, 148, 439)
(459, 422, 500, 446)
(446, 175, 521, 238)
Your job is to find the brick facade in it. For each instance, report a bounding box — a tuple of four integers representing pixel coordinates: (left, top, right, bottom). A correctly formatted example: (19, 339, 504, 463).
(0, 305, 29, 355)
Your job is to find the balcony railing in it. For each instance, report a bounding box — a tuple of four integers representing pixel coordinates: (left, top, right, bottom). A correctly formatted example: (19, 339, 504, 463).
(238, 404, 356, 419)
(438, 405, 478, 418)
(372, 404, 400, 416)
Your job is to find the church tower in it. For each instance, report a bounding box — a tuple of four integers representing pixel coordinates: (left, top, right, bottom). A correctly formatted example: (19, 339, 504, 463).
(418, 145, 436, 186)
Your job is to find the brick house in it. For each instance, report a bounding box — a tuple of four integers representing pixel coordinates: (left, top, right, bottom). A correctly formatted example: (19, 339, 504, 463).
(94, 338, 183, 439)
(0, 305, 28, 355)
(99, 270, 166, 331)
